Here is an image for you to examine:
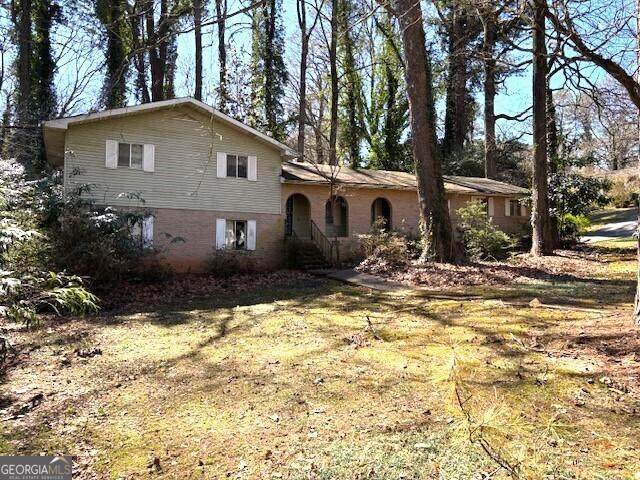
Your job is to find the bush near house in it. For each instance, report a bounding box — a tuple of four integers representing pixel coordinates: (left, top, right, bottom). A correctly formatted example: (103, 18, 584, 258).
(0, 159, 149, 335)
(0, 162, 100, 334)
(207, 249, 258, 277)
(549, 173, 611, 242)
(456, 200, 515, 260)
(358, 219, 417, 273)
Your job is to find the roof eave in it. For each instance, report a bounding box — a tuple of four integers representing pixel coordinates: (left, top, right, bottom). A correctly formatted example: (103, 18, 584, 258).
(42, 97, 300, 165)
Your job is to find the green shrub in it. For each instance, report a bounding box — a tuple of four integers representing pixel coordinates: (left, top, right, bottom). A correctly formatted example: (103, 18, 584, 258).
(45, 181, 152, 286)
(0, 160, 101, 336)
(456, 201, 514, 260)
(559, 213, 591, 242)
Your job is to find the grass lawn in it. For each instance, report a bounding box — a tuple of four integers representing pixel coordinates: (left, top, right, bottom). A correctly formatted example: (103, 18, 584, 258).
(1, 247, 640, 479)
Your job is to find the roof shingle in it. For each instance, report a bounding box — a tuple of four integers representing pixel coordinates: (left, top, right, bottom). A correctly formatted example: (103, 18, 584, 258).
(282, 162, 528, 196)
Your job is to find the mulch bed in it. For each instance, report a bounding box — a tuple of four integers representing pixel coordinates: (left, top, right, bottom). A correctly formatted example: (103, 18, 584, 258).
(356, 248, 633, 288)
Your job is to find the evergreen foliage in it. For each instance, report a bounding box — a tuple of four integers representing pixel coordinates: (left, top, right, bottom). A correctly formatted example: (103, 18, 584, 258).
(366, 13, 410, 172)
(249, 0, 288, 141)
(337, 0, 365, 169)
(96, 0, 130, 108)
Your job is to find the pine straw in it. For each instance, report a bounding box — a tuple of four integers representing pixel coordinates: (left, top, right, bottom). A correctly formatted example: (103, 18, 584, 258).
(357, 248, 632, 288)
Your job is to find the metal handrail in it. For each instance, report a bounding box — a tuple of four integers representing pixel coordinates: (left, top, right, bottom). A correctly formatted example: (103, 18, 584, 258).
(310, 219, 337, 266)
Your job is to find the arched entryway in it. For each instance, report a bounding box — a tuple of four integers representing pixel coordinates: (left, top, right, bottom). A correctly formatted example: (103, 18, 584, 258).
(285, 193, 311, 238)
(325, 196, 348, 237)
(371, 197, 392, 230)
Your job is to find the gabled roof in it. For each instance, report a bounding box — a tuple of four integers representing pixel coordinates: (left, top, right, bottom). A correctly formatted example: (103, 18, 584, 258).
(43, 97, 298, 166)
(282, 161, 529, 196)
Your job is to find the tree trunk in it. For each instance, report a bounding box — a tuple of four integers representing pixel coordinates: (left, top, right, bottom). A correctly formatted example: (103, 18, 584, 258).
(194, 0, 202, 100)
(10, 0, 36, 167)
(15, 0, 32, 126)
(315, 87, 326, 164)
(393, 0, 457, 262)
(546, 83, 562, 248)
(443, 1, 468, 162)
(263, 0, 277, 137)
(131, 0, 150, 103)
(530, 0, 554, 256)
(328, 0, 339, 165)
(101, 0, 128, 108)
(156, 0, 169, 99)
(146, 0, 162, 101)
(296, 0, 308, 161)
(633, 0, 640, 326)
(215, 0, 229, 112)
(339, 0, 361, 169)
(482, 7, 497, 179)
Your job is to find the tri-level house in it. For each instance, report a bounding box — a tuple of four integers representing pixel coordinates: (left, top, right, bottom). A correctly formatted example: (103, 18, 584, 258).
(43, 97, 529, 272)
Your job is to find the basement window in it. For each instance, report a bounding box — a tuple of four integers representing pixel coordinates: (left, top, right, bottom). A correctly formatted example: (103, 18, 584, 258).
(225, 220, 247, 250)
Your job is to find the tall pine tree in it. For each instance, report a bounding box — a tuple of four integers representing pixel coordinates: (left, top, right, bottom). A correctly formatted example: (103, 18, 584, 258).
(249, 0, 287, 140)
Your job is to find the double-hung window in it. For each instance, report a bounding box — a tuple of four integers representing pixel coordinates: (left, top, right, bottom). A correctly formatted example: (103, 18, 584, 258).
(226, 154, 248, 178)
(118, 143, 144, 169)
(509, 199, 523, 217)
(225, 220, 247, 250)
(216, 218, 256, 251)
(130, 215, 154, 250)
(216, 152, 257, 181)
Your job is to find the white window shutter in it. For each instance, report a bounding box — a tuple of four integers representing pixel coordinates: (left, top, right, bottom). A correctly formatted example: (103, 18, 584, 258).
(143, 144, 155, 172)
(505, 199, 511, 216)
(521, 205, 528, 217)
(105, 140, 118, 169)
(142, 216, 154, 248)
(215, 218, 226, 249)
(247, 155, 257, 181)
(247, 220, 257, 250)
(488, 197, 495, 217)
(216, 152, 227, 178)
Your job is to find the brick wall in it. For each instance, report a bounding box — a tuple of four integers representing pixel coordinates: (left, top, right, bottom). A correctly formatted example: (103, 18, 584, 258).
(150, 207, 285, 272)
(282, 183, 421, 262)
(448, 193, 530, 235)
(135, 187, 528, 272)
(283, 184, 529, 263)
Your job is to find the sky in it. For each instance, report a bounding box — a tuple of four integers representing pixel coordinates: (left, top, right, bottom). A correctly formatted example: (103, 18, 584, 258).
(1, 0, 618, 145)
(170, 0, 539, 142)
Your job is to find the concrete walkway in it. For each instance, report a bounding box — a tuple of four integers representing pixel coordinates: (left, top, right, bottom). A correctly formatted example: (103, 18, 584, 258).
(326, 269, 408, 292)
(325, 269, 482, 300)
(324, 268, 609, 313)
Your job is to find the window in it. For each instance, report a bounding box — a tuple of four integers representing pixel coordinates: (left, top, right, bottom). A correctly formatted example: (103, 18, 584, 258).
(225, 220, 247, 249)
(509, 199, 523, 217)
(472, 196, 489, 214)
(130, 215, 153, 250)
(371, 198, 392, 229)
(325, 196, 348, 237)
(226, 154, 248, 178)
(118, 143, 143, 169)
